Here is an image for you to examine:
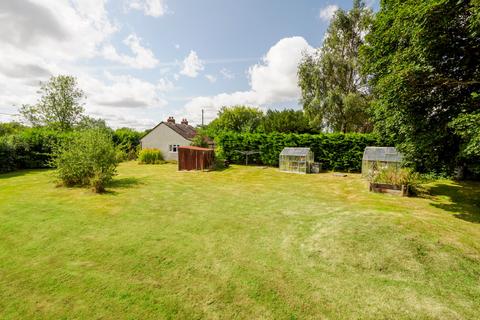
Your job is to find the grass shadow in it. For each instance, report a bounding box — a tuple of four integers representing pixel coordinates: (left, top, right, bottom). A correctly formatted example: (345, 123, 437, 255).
(427, 180, 480, 223)
(104, 177, 143, 195)
(0, 169, 49, 180)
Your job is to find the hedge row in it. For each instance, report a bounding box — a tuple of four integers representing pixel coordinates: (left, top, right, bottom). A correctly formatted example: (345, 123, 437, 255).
(216, 132, 381, 172)
(0, 128, 71, 173)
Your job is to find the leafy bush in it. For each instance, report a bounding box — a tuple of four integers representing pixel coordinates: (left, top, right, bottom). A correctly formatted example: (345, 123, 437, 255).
(0, 127, 71, 173)
(0, 137, 16, 173)
(0, 122, 25, 136)
(112, 128, 142, 161)
(191, 131, 210, 148)
(138, 148, 164, 164)
(449, 111, 480, 179)
(216, 131, 380, 172)
(370, 166, 421, 195)
(371, 167, 418, 185)
(53, 129, 118, 193)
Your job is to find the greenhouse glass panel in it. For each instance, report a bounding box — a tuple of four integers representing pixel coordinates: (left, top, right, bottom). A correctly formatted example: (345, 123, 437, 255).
(279, 148, 314, 174)
(362, 146, 403, 177)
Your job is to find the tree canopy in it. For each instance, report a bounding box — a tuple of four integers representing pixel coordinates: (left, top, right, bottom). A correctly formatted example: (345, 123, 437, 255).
(258, 109, 314, 134)
(298, 0, 373, 133)
(204, 106, 264, 136)
(20, 75, 86, 131)
(362, 0, 480, 176)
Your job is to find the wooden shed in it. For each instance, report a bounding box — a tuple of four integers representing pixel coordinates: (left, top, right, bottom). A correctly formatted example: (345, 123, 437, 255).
(178, 146, 215, 171)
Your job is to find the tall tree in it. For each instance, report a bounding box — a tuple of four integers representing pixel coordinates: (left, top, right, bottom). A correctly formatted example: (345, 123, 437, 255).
(258, 109, 314, 133)
(204, 106, 264, 136)
(20, 75, 86, 131)
(298, 0, 373, 133)
(362, 0, 480, 175)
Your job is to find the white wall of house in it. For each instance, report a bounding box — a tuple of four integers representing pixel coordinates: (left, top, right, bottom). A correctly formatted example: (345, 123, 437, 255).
(140, 123, 191, 161)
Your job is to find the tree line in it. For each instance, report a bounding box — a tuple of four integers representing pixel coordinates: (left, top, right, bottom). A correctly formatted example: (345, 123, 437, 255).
(204, 0, 479, 179)
(1, 0, 478, 180)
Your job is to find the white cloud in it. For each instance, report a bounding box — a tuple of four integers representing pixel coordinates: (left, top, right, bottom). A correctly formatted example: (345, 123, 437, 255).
(157, 78, 175, 92)
(0, 0, 117, 110)
(319, 4, 339, 22)
(180, 50, 205, 78)
(0, 1, 167, 129)
(205, 74, 217, 83)
(220, 68, 235, 79)
(102, 34, 159, 69)
(0, 0, 116, 62)
(80, 72, 168, 110)
(127, 0, 168, 17)
(184, 36, 314, 124)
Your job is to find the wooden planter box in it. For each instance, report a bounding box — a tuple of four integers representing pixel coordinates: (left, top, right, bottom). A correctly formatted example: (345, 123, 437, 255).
(369, 183, 408, 196)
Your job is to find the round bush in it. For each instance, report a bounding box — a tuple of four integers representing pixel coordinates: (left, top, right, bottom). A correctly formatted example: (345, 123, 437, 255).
(53, 129, 118, 193)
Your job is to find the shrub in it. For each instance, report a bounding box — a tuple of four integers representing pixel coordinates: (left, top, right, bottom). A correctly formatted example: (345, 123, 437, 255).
(0, 137, 16, 173)
(371, 167, 418, 185)
(53, 129, 118, 193)
(0, 127, 71, 173)
(370, 167, 421, 195)
(213, 153, 228, 170)
(138, 148, 164, 164)
(191, 131, 210, 148)
(112, 128, 142, 161)
(216, 131, 380, 172)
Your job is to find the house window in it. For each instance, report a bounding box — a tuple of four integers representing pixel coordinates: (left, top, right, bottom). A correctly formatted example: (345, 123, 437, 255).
(169, 144, 180, 153)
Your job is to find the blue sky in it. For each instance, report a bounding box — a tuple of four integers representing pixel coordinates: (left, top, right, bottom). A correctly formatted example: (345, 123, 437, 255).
(0, 0, 378, 129)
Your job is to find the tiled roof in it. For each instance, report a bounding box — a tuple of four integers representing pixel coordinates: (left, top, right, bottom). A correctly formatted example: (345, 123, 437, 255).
(163, 122, 197, 140)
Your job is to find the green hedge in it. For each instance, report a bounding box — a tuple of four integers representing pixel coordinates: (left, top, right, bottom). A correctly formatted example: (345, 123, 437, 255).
(216, 132, 381, 172)
(0, 128, 71, 173)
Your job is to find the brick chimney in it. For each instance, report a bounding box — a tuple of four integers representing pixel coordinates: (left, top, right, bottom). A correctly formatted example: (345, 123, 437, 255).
(181, 118, 188, 125)
(167, 116, 175, 124)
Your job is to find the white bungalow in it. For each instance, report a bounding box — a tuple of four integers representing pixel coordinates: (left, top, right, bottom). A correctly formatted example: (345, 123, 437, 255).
(140, 117, 197, 161)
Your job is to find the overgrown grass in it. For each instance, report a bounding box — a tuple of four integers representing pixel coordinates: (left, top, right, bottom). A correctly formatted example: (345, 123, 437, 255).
(0, 162, 479, 319)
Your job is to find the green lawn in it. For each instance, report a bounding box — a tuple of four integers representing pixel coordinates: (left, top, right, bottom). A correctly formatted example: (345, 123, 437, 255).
(1, 162, 479, 319)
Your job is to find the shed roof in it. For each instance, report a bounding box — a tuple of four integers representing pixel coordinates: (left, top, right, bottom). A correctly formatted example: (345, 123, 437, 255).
(280, 147, 311, 156)
(363, 146, 403, 162)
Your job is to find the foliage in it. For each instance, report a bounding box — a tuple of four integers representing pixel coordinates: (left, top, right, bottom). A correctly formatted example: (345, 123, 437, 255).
(298, 0, 373, 133)
(449, 111, 480, 177)
(138, 148, 164, 164)
(20, 75, 86, 131)
(213, 153, 228, 170)
(190, 129, 210, 148)
(216, 131, 379, 171)
(112, 127, 143, 160)
(0, 127, 71, 173)
(362, 0, 480, 176)
(0, 138, 16, 173)
(258, 109, 315, 133)
(0, 122, 25, 136)
(53, 129, 118, 193)
(204, 106, 264, 136)
(77, 116, 110, 131)
(370, 166, 419, 186)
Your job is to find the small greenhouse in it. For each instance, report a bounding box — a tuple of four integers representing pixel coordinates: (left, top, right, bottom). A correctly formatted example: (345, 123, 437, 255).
(279, 147, 314, 174)
(362, 146, 403, 177)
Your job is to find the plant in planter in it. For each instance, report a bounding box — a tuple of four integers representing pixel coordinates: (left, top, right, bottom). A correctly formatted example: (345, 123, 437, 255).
(368, 166, 419, 196)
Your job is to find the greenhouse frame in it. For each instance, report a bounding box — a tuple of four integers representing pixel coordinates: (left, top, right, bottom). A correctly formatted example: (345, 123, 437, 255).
(279, 147, 314, 174)
(362, 146, 403, 177)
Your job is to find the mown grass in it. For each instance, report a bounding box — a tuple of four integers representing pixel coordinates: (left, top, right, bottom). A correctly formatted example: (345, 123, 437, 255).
(0, 162, 479, 319)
